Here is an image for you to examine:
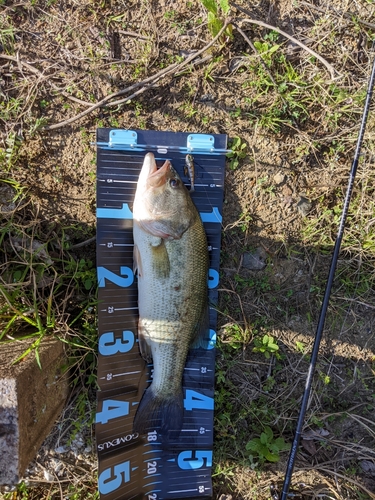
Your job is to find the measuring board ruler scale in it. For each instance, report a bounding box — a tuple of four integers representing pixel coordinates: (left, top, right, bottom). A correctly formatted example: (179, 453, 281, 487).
(96, 129, 227, 500)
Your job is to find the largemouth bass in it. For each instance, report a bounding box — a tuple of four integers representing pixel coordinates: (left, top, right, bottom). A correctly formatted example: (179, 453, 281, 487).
(132, 152, 208, 438)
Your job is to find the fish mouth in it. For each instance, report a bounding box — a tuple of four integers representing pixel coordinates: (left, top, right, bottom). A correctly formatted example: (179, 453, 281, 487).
(148, 161, 172, 188)
(139, 153, 171, 188)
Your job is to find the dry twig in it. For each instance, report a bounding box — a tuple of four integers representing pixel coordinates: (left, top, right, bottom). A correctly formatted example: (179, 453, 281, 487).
(42, 19, 232, 130)
(0, 54, 93, 108)
(232, 3, 339, 80)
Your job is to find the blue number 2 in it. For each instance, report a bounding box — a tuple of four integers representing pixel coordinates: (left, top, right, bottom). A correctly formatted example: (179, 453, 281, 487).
(97, 266, 134, 287)
(99, 461, 130, 494)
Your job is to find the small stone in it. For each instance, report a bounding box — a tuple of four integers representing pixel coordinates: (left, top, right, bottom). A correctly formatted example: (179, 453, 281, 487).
(297, 196, 312, 217)
(282, 195, 293, 208)
(360, 460, 375, 474)
(0, 183, 17, 213)
(43, 469, 54, 481)
(199, 94, 215, 102)
(282, 184, 293, 197)
(273, 172, 286, 185)
(242, 247, 267, 270)
(55, 446, 67, 454)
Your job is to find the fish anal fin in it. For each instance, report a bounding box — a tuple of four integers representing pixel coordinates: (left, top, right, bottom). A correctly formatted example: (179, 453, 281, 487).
(151, 239, 170, 279)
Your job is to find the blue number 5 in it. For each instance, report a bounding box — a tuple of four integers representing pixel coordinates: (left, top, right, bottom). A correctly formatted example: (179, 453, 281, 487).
(99, 461, 130, 494)
(177, 450, 213, 470)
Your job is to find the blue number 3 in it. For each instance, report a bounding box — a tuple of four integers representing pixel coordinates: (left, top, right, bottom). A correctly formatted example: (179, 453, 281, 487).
(99, 331, 135, 355)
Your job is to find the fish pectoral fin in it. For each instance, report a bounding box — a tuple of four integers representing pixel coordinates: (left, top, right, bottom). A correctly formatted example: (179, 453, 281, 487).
(138, 322, 152, 363)
(151, 239, 170, 279)
(133, 244, 142, 277)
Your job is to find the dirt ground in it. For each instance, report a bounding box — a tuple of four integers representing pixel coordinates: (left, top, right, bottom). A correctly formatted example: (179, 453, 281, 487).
(1, 0, 375, 499)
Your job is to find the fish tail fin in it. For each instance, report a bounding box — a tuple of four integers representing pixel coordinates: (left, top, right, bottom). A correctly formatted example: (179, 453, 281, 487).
(133, 385, 184, 438)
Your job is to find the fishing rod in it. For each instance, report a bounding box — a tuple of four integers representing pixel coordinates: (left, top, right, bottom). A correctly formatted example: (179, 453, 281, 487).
(278, 50, 375, 500)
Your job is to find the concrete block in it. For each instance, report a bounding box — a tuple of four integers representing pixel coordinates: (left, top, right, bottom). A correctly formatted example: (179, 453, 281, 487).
(0, 338, 69, 484)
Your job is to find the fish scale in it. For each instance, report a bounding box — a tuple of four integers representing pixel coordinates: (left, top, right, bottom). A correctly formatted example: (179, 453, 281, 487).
(133, 152, 209, 438)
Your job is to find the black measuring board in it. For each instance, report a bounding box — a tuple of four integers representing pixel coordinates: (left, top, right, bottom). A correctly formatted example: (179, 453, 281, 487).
(95, 129, 227, 500)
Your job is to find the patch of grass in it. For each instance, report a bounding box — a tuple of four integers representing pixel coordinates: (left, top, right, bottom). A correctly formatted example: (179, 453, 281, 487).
(0, 10, 15, 53)
(0, 200, 97, 378)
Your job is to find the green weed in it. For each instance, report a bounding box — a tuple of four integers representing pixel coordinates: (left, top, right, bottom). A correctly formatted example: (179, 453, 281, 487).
(0, 131, 23, 171)
(200, 0, 233, 41)
(219, 323, 250, 351)
(253, 334, 280, 360)
(226, 136, 247, 170)
(246, 426, 290, 465)
(0, 12, 15, 53)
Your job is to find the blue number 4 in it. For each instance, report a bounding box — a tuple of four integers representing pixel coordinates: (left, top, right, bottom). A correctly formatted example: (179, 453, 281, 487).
(96, 399, 129, 424)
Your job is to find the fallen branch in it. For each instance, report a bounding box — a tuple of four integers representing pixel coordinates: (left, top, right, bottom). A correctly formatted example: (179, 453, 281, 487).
(232, 2, 339, 80)
(0, 54, 93, 108)
(44, 19, 232, 130)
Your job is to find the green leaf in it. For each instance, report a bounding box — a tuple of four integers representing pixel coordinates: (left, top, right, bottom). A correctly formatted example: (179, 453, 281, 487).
(268, 44, 281, 55)
(201, 0, 218, 15)
(219, 0, 230, 14)
(264, 449, 280, 462)
(274, 437, 290, 451)
(246, 438, 261, 451)
(264, 426, 274, 441)
(207, 12, 223, 37)
(13, 270, 22, 281)
(260, 432, 268, 445)
(84, 279, 93, 290)
(253, 41, 267, 53)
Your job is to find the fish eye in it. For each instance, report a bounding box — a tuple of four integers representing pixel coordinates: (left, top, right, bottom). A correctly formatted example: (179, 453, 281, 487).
(169, 178, 179, 188)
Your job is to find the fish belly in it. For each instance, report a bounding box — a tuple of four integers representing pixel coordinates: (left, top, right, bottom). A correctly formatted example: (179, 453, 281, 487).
(133, 220, 208, 435)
